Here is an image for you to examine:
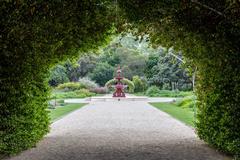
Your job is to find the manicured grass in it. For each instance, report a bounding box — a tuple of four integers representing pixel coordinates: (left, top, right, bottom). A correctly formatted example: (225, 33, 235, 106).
(49, 103, 86, 122)
(150, 102, 194, 127)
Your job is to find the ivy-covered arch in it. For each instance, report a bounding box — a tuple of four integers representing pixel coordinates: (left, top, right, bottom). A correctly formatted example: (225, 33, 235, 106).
(0, 0, 115, 154)
(0, 0, 239, 156)
(118, 0, 240, 156)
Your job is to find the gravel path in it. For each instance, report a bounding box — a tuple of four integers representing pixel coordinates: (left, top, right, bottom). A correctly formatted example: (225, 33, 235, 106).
(6, 101, 230, 160)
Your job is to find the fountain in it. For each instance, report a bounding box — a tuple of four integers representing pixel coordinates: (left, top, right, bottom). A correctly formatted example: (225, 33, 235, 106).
(113, 66, 125, 97)
(88, 66, 147, 101)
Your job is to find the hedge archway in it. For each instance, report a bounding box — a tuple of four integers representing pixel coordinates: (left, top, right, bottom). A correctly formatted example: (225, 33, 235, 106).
(0, 0, 114, 154)
(118, 0, 240, 156)
(1, 0, 239, 156)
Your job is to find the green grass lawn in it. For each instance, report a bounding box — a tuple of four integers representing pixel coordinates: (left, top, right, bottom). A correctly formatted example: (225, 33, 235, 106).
(49, 103, 86, 122)
(150, 102, 194, 127)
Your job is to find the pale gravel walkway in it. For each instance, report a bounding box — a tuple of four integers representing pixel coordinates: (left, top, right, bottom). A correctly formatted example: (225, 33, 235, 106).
(6, 101, 230, 160)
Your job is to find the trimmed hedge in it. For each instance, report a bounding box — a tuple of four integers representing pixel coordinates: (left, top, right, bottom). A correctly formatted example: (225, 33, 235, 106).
(0, 0, 113, 155)
(196, 60, 240, 156)
(0, 69, 50, 154)
(119, 0, 240, 157)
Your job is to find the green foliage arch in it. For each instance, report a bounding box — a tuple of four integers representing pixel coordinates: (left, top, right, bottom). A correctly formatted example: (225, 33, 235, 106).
(0, 0, 114, 154)
(118, 0, 240, 156)
(1, 0, 240, 157)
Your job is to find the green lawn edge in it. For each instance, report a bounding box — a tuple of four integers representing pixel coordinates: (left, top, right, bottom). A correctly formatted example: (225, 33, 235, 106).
(149, 102, 194, 127)
(49, 103, 87, 123)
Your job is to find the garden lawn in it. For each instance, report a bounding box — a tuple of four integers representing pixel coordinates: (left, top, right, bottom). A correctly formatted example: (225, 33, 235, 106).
(49, 103, 86, 122)
(150, 102, 194, 127)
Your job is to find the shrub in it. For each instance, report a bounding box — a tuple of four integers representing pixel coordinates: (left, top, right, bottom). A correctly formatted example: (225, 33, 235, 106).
(176, 96, 195, 108)
(146, 86, 161, 97)
(56, 82, 85, 91)
(52, 89, 95, 99)
(162, 83, 171, 90)
(74, 89, 94, 97)
(146, 87, 193, 97)
(132, 75, 147, 93)
(78, 77, 98, 90)
(156, 90, 192, 97)
(90, 87, 108, 94)
(122, 78, 135, 93)
(48, 65, 70, 87)
(155, 90, 174, 97)
(89, 62, 114, 86)
(177, 91, 193, 97)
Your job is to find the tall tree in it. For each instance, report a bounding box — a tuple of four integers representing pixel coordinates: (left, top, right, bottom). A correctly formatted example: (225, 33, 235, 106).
(89, 62, 115, 86)
(48, 65, 69, 86)
(145, 50, 191, 90)
(98, 35, 147, 79)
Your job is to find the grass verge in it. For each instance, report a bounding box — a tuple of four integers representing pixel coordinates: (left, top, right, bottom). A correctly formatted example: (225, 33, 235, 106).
(150, 102, 194, 127)
(49, 103, 86, 122)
